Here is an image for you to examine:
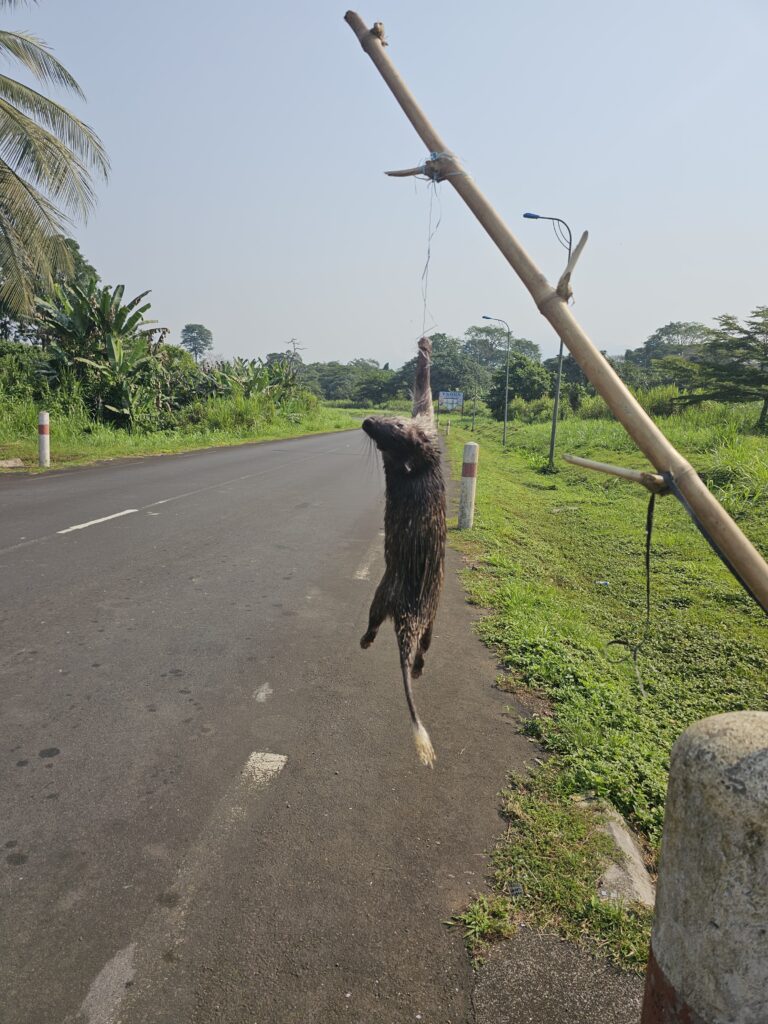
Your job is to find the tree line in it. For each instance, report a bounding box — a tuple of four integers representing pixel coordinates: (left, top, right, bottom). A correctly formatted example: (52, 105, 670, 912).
(283, 313, 768, 428)
(4, 238, 765, 433)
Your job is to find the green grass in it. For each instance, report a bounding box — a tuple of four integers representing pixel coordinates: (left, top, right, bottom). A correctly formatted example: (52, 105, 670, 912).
(445, 403, 767, 967)
(453, 767, 653, 971)
(0, 397, 362, 470)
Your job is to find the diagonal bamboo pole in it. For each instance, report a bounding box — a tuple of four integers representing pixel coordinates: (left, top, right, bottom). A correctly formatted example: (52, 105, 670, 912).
(344, 10, 768, 613)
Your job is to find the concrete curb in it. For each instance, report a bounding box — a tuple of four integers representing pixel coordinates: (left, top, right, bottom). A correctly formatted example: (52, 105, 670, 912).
(574, 795, 656, 908)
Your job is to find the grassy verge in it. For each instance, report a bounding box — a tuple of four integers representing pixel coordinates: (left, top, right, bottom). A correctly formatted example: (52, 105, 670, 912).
(445, 404, 767, 967)
(452, 767, 653, 971)
(0, 398, 362, 471)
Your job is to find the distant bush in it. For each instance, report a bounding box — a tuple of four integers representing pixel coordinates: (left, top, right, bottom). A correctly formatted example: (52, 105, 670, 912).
(573, 394, 609, 419)
(631, 384, 679, 417)
(0, 340, 48, 402)
(507, 396, 553, 423)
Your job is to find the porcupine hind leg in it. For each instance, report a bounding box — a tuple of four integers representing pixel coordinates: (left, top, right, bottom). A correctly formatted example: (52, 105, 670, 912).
(412, 622, 433, 679)
(360, 578, 389, 649)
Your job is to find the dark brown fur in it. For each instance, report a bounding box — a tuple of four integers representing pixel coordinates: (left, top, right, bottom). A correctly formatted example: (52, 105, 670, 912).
(360, 336, 446, 766)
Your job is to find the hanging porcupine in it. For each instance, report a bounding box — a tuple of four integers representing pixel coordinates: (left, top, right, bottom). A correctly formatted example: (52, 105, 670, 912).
(361, 336, 446, 767)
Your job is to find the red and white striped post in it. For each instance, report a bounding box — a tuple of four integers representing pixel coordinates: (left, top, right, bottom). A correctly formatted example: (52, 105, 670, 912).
(458, 442, 479, 529)
(642, 711, 768, 1024)
(38, 411, 50, 468)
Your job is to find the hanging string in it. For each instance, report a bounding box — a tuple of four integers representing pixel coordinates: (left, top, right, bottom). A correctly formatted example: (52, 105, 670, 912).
(607, 491, 656, 695)
(420, 179, 442, 337)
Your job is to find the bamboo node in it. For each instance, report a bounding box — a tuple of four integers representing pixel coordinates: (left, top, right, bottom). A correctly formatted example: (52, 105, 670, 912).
(371, 21, 388, 46)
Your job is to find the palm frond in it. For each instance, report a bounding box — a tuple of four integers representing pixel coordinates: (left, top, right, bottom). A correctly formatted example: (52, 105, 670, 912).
(0, 30, 84, 97)
(0, 158, 71, 312)
(0, 99, 103, 218)
(0, 75, 108, 175)
(0, 19, 108, 317)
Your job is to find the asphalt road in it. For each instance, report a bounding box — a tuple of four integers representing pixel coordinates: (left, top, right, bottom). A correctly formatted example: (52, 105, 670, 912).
(1, 431, 530, 1024)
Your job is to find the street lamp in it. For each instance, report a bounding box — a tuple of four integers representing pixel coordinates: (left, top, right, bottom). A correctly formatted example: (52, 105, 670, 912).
(482, 314, 511, 447)
(523, 212, 573, 472)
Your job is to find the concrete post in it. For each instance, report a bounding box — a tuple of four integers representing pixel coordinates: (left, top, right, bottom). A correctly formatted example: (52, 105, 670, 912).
(458, 442, 479, 530)
(38, 411, 50, 468)
(642, 711, 768, 1024)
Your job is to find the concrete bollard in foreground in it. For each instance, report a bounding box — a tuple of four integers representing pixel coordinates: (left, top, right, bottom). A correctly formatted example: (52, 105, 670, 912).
(458, 442, 479, 529)
(642, 711, 768, 1024)
(38, 411, 50, 468)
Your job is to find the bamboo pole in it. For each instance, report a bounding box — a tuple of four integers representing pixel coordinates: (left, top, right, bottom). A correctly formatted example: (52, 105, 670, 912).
(563, 454, 668, 494)
(344, 11, 768, 612)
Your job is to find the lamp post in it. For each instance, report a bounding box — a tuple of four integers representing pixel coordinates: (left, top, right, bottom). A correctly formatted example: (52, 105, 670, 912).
(523, 212, 573, 472)
(482, 314, 511, 447)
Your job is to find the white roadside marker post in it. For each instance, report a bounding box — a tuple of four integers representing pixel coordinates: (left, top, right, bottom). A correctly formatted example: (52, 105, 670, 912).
(642, 711, 768, 1024)
(38, 411, 50, 468)
(458, 442, 479, 530)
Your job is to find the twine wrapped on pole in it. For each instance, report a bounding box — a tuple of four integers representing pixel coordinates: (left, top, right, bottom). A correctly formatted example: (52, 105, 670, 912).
(343, 11, 768, 613)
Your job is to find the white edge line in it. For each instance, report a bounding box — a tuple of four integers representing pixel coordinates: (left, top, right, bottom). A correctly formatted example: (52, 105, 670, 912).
(57, 509, 138, 534)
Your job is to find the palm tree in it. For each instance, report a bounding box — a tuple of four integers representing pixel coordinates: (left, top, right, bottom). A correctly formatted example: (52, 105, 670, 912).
(0, 0, 108, 316)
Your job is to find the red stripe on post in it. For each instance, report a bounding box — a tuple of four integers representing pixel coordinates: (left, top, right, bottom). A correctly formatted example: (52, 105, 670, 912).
(641, 947, 705, 1024)
(461, 462, 477, 478)
(38, 423, 49, 435)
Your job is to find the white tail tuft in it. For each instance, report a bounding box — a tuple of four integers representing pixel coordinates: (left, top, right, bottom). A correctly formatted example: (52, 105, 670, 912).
(413, 721, 436, 768)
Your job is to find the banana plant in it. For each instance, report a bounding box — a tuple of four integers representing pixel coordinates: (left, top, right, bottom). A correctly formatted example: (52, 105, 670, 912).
(36, 278, 101, 357)
(76, 332, 153, 431)
(37, 280, 164, 428)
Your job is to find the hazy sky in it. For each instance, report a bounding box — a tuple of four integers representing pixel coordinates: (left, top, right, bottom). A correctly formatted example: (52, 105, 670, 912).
(14, 0, 768, 367)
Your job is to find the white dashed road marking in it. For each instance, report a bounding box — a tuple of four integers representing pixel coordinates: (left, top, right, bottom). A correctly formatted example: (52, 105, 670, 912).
(254, 683, 273, 703)
(3, 440, 361, 556)
(78, 943, 136, 1024)
(57, 509, 138, 534)
(241, 752, 287, 787)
